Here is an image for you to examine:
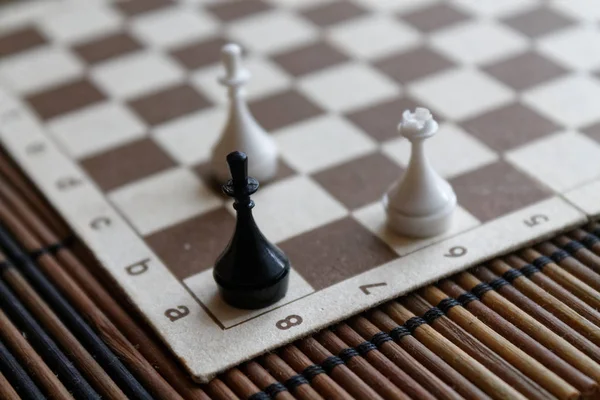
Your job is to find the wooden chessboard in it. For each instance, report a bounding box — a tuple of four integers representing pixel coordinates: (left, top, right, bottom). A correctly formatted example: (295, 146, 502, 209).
(1, 0, 600, 382)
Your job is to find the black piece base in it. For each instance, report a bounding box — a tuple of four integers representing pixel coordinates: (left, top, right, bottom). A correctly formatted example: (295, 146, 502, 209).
(215, 267, 290, 309)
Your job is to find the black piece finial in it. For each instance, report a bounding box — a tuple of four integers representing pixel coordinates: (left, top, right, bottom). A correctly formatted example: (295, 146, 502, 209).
(222, 151, 258, 202)
(213, 151, 290, 309)
(227, 151, 248, 189)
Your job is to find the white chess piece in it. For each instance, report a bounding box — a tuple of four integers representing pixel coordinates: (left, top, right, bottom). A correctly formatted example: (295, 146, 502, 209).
(383, 108, 456, 238)
(210, 43, 278, 183)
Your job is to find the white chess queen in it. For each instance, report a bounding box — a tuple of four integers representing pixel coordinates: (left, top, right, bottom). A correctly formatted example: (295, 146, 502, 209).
(384, 108, 456, 238)
(210, 43, 279, 183)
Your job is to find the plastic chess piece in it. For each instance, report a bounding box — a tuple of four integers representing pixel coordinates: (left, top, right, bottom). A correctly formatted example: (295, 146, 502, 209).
(383, 108, 456, 238)
(210, 43, 279, 184)
(213, 151, 290, 309)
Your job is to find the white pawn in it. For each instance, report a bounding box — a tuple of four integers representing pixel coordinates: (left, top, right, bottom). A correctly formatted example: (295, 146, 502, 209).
(383, 108, 456, 238)
(210, 43, 278, 183)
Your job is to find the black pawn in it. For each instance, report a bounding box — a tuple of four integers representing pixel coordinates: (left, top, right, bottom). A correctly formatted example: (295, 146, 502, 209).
(213, 151, 290, 309)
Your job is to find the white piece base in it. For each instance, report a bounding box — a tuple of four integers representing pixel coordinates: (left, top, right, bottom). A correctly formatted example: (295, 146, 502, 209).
(383, 192, 457, 238)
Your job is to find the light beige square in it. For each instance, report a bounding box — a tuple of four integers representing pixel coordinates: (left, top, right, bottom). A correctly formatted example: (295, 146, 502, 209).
(130, 7, 218, 48)
(90, 51, 185, 99)
(431, 20, 527, 65)
(109, 167, 223, 235)
(152, 107, 226, 165)
(48, 102, 147, 159)
(0, 47, 84, 95)
(298, 63, 400, 112)
(409, 68, 514, 120)
(328, 15, 421, 59)
(227, 10, 318, 54)
(227, 175, 348, 243)
(275, 115, 377, 173)
(506, 131, 600, 192)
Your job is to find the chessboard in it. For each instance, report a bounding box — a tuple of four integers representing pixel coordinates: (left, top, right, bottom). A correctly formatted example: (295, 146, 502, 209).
(1, 0, 600, 383)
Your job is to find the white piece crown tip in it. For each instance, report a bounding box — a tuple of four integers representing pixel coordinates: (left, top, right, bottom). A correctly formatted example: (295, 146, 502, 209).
(220, 42, 249, 85)
(414, 107, 431, 120)
(222, 43, 243, 58)
(398, 107, 437, 140)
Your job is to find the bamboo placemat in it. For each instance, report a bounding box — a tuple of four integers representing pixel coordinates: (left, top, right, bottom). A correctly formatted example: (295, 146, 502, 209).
(1, 148, 600, 400)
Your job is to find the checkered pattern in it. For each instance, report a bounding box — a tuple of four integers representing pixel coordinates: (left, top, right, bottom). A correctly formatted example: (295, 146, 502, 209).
(2, 0, 600, 324)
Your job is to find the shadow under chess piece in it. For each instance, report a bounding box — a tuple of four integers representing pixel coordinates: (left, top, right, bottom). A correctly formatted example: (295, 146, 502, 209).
(213, 151, 290, 309)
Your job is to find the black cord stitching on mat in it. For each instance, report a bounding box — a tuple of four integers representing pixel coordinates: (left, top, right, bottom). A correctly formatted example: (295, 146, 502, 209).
(423, 307, 444, 324)
(321, 356, 344, 374)
(550, 250, 570, 263)
(248, 392, 270, 400)
(0, 260, 10, 271)
(532, 256, 552, 269)
(581, 234, 599, 248)
(63, 234, 76, 245)
(471, 283, 492, 298)
(284, 374, 308, 390)
(389, 326, 410, 341)
(29, 241, 68, 260)
(437, 298, 460, 313)
(264, 382, 287, 398)
(405, 317, 426, 333)
(338, 348, 359, 363)
(489, 278, 509, 290)
(457, 292, 477, 306)
(502, 269, 522, 283)
(371, 332, 392, 347)
(302, 365, 324, 382)
(10, 249, 30, 265)
(520, 264, 539, 277)
(563, 241, 584, 254)
(28, 248, 46, 259)
(48, 242, 65, 254)
(356, 341, 376, 356)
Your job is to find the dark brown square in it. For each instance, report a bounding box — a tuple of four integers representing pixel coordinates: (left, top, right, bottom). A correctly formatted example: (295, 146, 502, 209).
(73, 32, 143, 65)
(249, 89, 323, 131)
(346, 97, 422, 142)
(502, 6, 575, 38)
(460, 102, 559, 152)
(0, 27, 46, 58)
(27, 79, 106, 120)
(374, 46, 455, 84)
(115, 0, 175, 16)
(312, 152, 400, 209)
(128, 84, 212, 126)
(581, 122, 600, 145)
(81, 138, 176, 191)
(400, 3, 471, 33)
(272, 41, 349, 77)
(146, 207, 235, 280)
(483, 51, 568, 91)
(170, 36, 230, 70)
(278, 217, 398, 290)
(302, 1, 367, 27)
(193, 158, 297, 196)
(449, 160, 552, 222)
(206, 0, 271, 22)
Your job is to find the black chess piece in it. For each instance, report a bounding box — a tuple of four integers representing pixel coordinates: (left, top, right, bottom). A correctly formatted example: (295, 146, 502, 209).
(213, 151, 290, 309)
